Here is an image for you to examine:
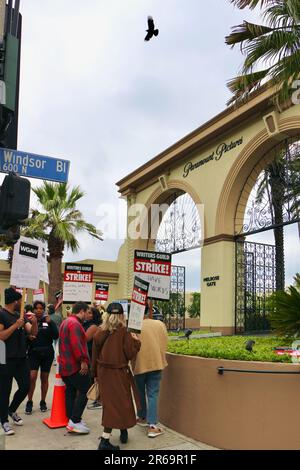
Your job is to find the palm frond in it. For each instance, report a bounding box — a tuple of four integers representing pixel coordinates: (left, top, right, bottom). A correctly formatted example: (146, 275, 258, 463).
(230, 0, 270, 9)
(227, 68, 270, 105)
(27, 182, 102, 254)
(227, 0, 300, 106)
(225, 21, 273, 47)
(270, 286, 300, 337)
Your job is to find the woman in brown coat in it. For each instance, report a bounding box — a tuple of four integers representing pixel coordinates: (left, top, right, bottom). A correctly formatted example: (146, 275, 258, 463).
(92, 302, 141, 451)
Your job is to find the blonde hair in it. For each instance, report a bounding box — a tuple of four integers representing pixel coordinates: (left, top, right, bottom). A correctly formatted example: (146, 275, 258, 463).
(102, 312, 126, 332)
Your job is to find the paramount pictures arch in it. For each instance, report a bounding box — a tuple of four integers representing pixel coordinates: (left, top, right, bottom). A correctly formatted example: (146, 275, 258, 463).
(117, 85, 300, 334)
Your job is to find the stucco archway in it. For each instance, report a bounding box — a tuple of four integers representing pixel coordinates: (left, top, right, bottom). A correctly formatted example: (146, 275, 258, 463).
(216, 116, 300, 236)
(117, 87, 300, 333)
(136, 179, 205, 252)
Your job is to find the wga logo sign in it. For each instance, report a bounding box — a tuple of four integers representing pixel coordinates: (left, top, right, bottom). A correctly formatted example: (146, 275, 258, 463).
(0, 340, 5, 364)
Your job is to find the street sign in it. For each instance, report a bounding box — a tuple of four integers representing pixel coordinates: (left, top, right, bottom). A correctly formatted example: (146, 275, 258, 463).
(0, 147, 70, 182)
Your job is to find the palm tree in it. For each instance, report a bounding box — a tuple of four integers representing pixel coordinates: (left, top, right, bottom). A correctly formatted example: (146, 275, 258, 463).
(24, 182, 103, 303)
(269, 285, 300, 337)
(225, 0, 300, 106)
(254, 139, 300, 291)
(255, 152, 286, 290)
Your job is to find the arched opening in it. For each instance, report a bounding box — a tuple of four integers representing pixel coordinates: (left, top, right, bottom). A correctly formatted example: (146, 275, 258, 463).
(147, 191, 203, 330)
(234, 135, 300, 333)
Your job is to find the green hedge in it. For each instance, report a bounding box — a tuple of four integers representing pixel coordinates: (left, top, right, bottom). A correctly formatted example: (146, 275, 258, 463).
(167, 336, 294, 362)
(168, 329, 209, 337)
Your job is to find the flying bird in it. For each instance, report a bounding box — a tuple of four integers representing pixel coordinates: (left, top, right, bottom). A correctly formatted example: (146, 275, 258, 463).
(245, 340, 255, 352)
(144, 16, 159, 41)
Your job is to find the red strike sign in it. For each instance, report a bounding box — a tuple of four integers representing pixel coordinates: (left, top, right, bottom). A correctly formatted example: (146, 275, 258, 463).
(64, 272, 93, 282)
(132, 288, 147, 306)
(134, 260, 171, 276)
(95, 283, 109, 301)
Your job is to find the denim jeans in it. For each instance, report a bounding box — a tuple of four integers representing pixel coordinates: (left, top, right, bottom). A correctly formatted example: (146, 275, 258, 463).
(135, 370, 162, 426)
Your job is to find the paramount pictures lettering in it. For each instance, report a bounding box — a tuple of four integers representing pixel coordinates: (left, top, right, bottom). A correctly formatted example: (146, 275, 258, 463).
(183, 137, 243, 178)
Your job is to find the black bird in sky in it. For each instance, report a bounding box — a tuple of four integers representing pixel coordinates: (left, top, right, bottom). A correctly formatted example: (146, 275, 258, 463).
(144, 16, 159, 41)
(245, 340, 255, 352)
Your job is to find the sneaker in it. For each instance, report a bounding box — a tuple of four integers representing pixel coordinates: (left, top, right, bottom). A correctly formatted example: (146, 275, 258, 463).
(98, 437, 120, 451)
(2, 422, 15, 435)
(148, 425, 164, 438)
(136, 417, 148, 427)
(40, 401, 47, 413)
(25, 400, 33, 415)
(8, 412, 23, 426)
(87, 401, 102, 410)
(120, 429, 128, 444)
(66, 419, 90, 434)
(80, 420, 90, 431)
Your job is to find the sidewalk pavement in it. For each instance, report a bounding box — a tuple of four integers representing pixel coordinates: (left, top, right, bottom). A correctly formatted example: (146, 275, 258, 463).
(4, 366, 216, 451)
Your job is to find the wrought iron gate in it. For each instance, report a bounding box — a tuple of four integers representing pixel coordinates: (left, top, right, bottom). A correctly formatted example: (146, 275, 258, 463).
(235, 241, 276, 334)
(156, 265, 186, 330)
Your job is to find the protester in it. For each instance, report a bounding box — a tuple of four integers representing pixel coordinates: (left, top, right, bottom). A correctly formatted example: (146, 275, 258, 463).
(59, 302, 91, 434)
(132, 304, 168, 438)
(92, 302, 141, 450)
(47, 303, 62, 366)
(0, 288, 38, 436)
(83, 307, 102, 410)
(24, 304, 34, 317)
(25, 301, 59, 414)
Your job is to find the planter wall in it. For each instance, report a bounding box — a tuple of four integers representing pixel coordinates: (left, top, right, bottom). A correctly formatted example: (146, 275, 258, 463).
(158, 353, 300, 450)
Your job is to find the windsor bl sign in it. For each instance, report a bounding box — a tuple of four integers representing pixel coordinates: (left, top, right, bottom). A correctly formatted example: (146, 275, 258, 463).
(0, 147, 70, 182)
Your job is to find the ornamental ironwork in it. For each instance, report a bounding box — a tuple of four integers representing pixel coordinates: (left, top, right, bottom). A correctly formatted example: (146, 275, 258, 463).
(236, 136, 300, 237)
(155, 193, 201, 254)
(156, 265, 186, 331)
(235, 241, 276, 334)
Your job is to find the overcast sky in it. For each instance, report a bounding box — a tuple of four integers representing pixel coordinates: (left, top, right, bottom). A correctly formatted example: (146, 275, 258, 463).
(10, 0, 300, 290)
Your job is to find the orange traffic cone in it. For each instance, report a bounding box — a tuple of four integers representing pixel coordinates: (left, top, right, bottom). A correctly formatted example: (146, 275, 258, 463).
(43, 357, 68, 429)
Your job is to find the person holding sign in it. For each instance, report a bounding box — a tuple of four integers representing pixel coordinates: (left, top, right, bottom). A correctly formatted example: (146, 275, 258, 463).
(132, 301, 168, 438)
(92, 302, 141, 451)
(0, 288, 38, 436)
(25, 301, 59, 415)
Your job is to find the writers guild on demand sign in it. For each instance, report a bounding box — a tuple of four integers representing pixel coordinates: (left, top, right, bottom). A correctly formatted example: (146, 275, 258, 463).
(134, 250, 172, 301)
(183, 137, 243, 178)
(63, 263, 94, 304)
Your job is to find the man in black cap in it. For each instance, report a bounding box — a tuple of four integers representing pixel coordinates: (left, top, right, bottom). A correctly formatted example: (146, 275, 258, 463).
(0, 287, 38, 436)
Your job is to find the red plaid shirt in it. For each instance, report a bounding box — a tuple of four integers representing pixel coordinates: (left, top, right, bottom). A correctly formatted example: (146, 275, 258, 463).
(59, 315, 89, 377)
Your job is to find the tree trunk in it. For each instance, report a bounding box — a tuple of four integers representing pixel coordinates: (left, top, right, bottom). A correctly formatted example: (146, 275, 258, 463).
(269, 166, 285, 291)
(48, 255, 63, 304)
(48, 233, 64, 304)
